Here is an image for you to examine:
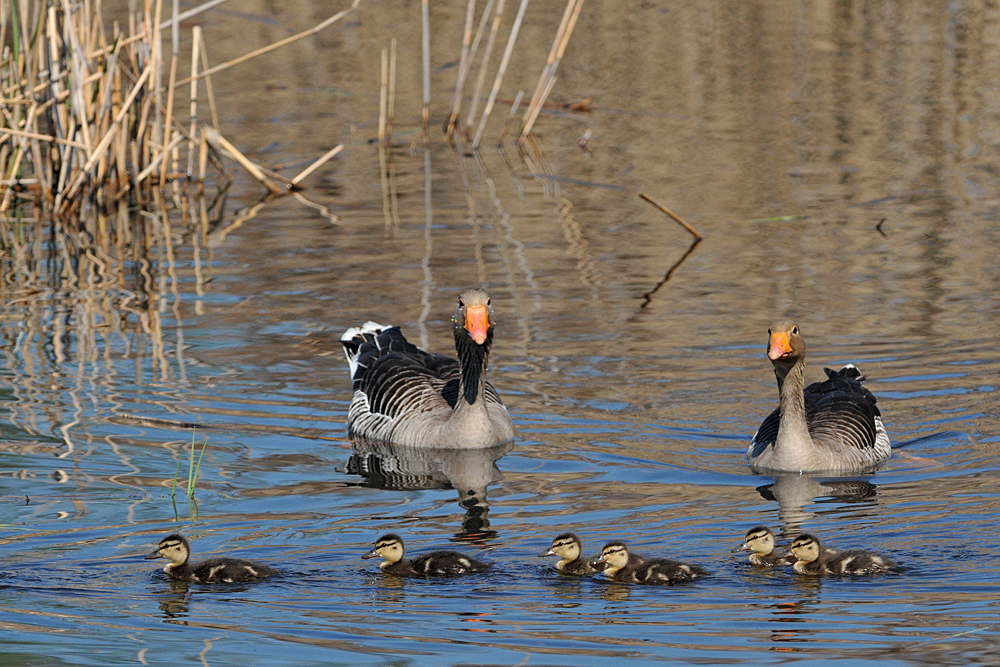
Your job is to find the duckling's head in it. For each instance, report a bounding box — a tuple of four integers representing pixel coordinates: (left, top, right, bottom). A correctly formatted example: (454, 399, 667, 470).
(766, 322, 805, 372)
(591, 540, 630, 573)
(363, 533, 405, 565)
(146, 534, 191, 569)
(790, 534, 821, 564)
(453, 288, 494, 347)
(733, 526, 776, 556)
(539, 532, 582, 563)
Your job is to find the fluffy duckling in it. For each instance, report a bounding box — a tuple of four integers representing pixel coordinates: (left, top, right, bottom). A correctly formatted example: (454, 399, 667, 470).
(362, 533, 489, 576)
(732, 526, 794, 566)
(589, 540, 707, 584)
(145, 534, 276, 583)
(790, 534, 894, 575)
(538, 532, 603, 575)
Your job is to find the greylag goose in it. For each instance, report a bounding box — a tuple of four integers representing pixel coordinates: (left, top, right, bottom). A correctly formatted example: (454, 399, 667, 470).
(790, 534, 894, 575)
(341, 288, 515, 448)
(589, 540, 707, 584)
(748, 322, 891, 473)
(362, 533, 490, 576)
(732, 526, 795, 566)
(539, 533, 603, 575)
(145, 534, 277, 583)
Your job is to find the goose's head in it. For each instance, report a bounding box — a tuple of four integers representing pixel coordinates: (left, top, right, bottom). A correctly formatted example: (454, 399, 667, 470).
(453, 288, 494, 346)
(539, 532, 582, 563)
(766, 322, 805, 369)
(790, 534, 822, 564)
(733, 526, 776, 556)
(146, 534, 191, 568)
(590, 541, 630, 574)
(363, 533, 405, 565)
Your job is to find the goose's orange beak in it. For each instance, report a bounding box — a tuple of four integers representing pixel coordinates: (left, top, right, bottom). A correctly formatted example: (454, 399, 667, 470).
(465, 305, 489, 345)
(768, 331, 792, 360)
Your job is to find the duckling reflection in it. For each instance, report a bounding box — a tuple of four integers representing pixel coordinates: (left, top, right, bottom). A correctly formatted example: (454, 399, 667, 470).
(756, 474, 879, 535)
(347, 439, 512, 538)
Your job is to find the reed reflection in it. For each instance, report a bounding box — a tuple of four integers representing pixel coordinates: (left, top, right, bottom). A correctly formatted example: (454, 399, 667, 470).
(347, 438, 512, 540)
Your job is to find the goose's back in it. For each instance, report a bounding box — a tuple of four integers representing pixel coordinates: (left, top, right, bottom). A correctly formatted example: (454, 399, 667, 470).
(750, 366, 890, 469)
(342, 324, 510, 446)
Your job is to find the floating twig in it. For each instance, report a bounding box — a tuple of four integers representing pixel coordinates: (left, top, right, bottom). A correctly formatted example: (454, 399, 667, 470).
(638, 191, 703, 240)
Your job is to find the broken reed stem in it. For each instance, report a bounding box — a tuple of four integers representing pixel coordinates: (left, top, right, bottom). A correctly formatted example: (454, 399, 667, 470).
(519, 0, 585, 142)
(472, 0, 530, 149)
(204, 127, 284, 194)
(638, 192, 703, 240)
(290, 144, 343, 186)
(378, 46, 388, 146)
(465, 0, 505, 138)
(175, 0, 362, 87)
(445, 0, 477, 141)
(387, 38, 397, 145)
(421, 0, 431, 142)
(186, 25, 201, 176)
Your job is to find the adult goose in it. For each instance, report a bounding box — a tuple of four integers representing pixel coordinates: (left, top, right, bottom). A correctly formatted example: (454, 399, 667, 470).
(748, 322, 890, 473)
(341, 288, 515, 449)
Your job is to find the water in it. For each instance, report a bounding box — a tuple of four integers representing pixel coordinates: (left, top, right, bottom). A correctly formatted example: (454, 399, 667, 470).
(3, 0, 1000, 664)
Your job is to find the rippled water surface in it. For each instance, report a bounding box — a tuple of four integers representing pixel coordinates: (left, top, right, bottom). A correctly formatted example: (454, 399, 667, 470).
(3, 0, 1000, 665)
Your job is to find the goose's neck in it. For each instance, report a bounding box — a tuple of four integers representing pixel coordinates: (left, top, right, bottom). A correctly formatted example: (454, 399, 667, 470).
(455, 330, 491, 409)
(775, 358, 813, 451)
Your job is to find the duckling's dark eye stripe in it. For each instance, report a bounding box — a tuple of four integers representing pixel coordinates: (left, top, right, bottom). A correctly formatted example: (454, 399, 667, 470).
(553, 540, 574, 548)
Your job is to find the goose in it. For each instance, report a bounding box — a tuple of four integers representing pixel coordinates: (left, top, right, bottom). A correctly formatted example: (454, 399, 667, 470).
(732, 526, 795, 566)
(789, 533, 894, 575)
(341, 288, 515, 448)
(145, 534, 276, 583)
(362, 533, 490, 576)
(748, 322, 891, 473)
(589, 540, 707, 584)
(539, 532, 603, 575)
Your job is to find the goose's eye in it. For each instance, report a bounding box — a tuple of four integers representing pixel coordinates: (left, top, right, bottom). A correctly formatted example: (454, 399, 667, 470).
(792, 326, 798, 335)
(458, 299, 465, 307)
(486, 298, 491, 306)
(767, 328, 772, 335)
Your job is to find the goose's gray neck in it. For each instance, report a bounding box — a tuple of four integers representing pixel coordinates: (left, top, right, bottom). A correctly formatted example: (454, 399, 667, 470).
(775, 358, 813, 452)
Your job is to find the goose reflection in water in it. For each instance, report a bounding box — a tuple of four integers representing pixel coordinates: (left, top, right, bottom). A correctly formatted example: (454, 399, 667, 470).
(346, 438, 513, 539)
(755, 474, 879, 538)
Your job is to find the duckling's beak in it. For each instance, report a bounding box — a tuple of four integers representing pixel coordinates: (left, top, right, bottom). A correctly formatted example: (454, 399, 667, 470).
(538, 547, 556, 557)
(362, 547, 380, 560)
(731, 542, 751, 554)
(588, 556, 607, 568)
(145, 548, 163, 560)
(464, 305, 489, 345)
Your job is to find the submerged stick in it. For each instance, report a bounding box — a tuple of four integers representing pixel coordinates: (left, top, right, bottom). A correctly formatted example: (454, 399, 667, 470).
(638, 192, 703, 240)
(641, 237, 701, 308)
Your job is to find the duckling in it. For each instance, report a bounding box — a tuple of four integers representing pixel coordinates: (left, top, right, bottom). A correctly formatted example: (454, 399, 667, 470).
(732, 526, 794, 566)
(790, 533, 894, 575)
(589, 540, 707, 584)
(538, 532, 603, 575)
(362, 533, 489, 576)
(145, 534, 276, 583)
